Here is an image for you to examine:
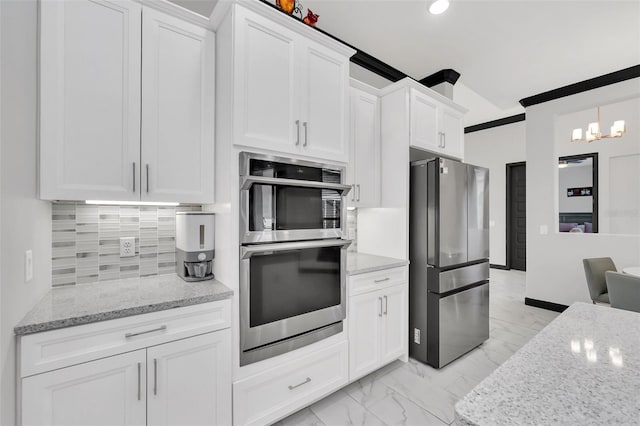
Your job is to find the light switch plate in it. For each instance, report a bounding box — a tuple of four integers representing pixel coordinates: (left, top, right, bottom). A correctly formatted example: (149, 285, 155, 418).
(414, 328, 421, 344)
(120, 237, 135, 258)
(539, 225, 548, 235)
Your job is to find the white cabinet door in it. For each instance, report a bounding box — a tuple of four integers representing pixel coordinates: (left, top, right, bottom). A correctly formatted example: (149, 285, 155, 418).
(40, 0, 141, 201)
(440, 106, 465, 160)
(381, 284, 408, 364)
(349, 88, 380, 207)
(141, 8, 215, 204)
(301, 43, 350, 162)
(233, 6, 300, 154)
(409, 89, 439, 152)
(348, 290, 383, 381)
(147, 330, 232, 426)
(22, 350, 146, 426)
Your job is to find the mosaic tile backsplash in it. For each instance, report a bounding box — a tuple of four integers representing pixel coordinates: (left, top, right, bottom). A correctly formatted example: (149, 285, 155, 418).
(346, 208, 357, 252)
(52, 203, 201, 286)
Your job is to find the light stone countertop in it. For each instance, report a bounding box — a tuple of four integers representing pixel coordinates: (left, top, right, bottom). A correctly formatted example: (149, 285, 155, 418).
(347, 252, 408, 276)
(455, 302, 640, 426)
(14, 274, 233, 336)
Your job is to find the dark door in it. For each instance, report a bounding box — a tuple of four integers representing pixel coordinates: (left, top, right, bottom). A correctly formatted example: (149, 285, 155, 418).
(507, 163, 526, 271)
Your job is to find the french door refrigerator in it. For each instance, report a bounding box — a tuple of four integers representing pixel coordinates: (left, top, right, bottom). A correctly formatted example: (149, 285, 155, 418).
(409, 157, 490, 368)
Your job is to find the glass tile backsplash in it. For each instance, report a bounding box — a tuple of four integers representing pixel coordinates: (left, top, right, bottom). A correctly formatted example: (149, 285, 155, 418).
(51, 203, 201, 286)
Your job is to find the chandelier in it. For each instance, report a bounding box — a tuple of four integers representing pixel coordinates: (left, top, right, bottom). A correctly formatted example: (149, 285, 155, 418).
(571, 107, 626, 142)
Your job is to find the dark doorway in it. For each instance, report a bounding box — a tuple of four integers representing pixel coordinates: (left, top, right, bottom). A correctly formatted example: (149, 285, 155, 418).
(507, 162, 526, 271)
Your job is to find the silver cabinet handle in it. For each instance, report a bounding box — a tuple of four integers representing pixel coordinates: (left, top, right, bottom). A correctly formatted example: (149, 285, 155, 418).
(351, 184, 355, 202)
(153, 358, 158, 396)
(442, 132, 446, 148)
(125, 325, 167, 339)
(295, 120, 300, 146)
(137, 362, 141, 401)
(384, 295, 388, 315)
(146, 164, 150, 193)
(288, 377, 311, 390)
(378, 297, 383, 317)
(356, 184, 361, 202)
(303, 122, 308, 147)
(132, 162, 136, 192)
(437, 132, 443, 148)
(374, 277, 390, 283)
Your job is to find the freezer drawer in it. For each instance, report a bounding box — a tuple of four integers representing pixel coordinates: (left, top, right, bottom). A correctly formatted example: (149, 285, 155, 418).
(427, 282, 489, 368)
(427, 262, 489, 294)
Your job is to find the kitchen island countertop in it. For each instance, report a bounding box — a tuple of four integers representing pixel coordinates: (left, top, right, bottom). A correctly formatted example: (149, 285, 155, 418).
(455, 302, 640, 425)
(14, 274, 233, 336)
(347, 252, 408, 275)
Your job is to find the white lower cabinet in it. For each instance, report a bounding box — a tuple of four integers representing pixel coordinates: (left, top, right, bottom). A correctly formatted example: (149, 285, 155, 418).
(22, 350, 147, 426)
(19, 301, 231, 426)
(348, 267, 408, 381)
(233, 340, 349, 426)
(147, 330, 231, 426)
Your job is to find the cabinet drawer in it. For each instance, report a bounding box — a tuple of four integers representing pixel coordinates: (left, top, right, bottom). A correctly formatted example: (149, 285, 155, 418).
(20, 300, 230, 378)
(233, 340, 348, 426)
(348, 266, 408, 297)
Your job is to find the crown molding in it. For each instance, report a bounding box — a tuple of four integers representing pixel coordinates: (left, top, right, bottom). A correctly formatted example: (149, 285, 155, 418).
(520, 65, 640, 108)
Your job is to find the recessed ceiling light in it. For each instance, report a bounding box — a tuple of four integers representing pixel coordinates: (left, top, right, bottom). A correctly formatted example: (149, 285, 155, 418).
(429, 0, 449, 15)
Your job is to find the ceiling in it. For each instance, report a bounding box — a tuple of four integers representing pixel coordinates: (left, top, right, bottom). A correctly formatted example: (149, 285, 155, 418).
(170, 0, 640, 126)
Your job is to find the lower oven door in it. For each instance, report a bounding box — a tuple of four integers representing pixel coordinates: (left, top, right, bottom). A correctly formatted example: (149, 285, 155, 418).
(240, 239, 350, 362)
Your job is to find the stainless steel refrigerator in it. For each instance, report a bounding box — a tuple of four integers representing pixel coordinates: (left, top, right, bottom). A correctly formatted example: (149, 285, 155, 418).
(409, 157, 490, 368)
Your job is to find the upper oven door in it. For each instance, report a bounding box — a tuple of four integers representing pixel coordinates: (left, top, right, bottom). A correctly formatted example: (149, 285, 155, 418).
(240, 239, 350, 352)
(240, 152, 351, 244)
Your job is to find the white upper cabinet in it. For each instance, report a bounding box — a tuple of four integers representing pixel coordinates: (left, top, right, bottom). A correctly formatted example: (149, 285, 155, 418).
(141, 8, 215, 204)
(348, 84, 380, 208)
(301, 44, 350, 161)
(440, 106, 465, 160)
(233, 7, 299, 153)
(410, 89, 439, 152)
(226, 4, 353, 163)
(40, 1, 215, 203)
(40, 0, 142, 201)
(404, 86, 466, 160)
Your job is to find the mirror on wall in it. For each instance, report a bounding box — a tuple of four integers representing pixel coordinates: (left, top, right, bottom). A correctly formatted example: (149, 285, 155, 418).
(558, 153, 598, 233)
(555, 97, 640, 235)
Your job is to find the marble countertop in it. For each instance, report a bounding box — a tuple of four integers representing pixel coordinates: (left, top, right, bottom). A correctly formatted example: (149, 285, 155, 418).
(455, 302, 640, 426)
(347, 252, 408, 275)
(15, 274, 233, 336)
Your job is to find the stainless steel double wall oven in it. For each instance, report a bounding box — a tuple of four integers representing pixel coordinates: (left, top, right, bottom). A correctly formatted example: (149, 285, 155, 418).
(239, 152, 351, 366)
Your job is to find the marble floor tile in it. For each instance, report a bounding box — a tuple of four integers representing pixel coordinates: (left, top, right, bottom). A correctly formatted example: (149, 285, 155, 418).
(278, 269, 559, 426)
(274, 408, 325, 426)
(309, 390, 386, 426)
(367, 391, 448, 426)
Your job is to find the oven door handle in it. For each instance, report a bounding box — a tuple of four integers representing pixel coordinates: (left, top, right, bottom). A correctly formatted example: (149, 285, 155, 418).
(240, 175, 352, 195)
(241, 239, 351, 259)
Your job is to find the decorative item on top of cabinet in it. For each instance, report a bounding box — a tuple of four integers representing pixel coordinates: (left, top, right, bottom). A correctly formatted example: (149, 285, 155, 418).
(348, 80, 381, 208)
(39, 0, 214, 203)
(217, 2, 355, 163)
(303, 9, 320, 26)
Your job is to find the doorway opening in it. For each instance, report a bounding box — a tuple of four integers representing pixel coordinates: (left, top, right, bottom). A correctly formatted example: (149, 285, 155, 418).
(506, 162, 526, 271)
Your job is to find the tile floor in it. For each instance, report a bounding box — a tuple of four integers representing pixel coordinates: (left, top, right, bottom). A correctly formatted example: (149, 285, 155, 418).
(276, 269, 560, 426)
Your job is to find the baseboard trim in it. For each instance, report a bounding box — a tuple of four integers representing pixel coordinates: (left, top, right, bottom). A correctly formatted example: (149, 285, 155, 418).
(489, 264, 510, 270)
(524, 297, 569, 313)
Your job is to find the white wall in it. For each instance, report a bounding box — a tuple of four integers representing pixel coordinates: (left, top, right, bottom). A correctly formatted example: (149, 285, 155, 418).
(464, 121, 526, 266)
(525, 78, 640, 306)
(1, 1, 52, 424)
(349, 63, 392, 90)
(558, 164, 592, 213)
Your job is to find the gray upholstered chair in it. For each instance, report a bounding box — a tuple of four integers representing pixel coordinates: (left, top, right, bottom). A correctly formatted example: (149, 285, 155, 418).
(582, 257, 617, 304)
(605, 271, 640, 313)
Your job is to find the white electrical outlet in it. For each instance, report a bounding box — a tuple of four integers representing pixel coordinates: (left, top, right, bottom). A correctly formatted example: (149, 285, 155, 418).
(414, 328, 421, 344)
(120, 237, 135, 258)
(25, 250, 33, 282)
